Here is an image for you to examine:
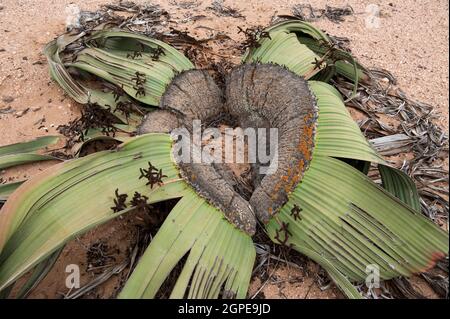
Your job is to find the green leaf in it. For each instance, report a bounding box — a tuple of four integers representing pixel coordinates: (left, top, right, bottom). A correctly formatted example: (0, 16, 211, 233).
(0, 134, 188, 291)
(0, 181, 25, 202)
(45, 35, 140, 128)
(119, 189, 255, 299)
(299, 246, 363, 299)
(0, 136, 61, 170)
(244, 20, 365, 99)
(71, 132, 130, 157)
(0, 132, 255, 299)
(309, 81, 385, 164)
(379, 164, 421, 212)
(264, 19, 331, 43)
(69, 29, 195, 106)
(0, 136, 59, 157)
(0, 153, 60, 170)
(267, 155, 448, 298)
(242, 29, 323, 78)
(298, 35, 367, 83)
(44, 29, 194, 110)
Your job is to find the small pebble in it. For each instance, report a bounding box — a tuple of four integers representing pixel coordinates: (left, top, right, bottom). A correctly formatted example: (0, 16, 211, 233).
(15, 108, 30, 117)
(2, 96, 14, 103)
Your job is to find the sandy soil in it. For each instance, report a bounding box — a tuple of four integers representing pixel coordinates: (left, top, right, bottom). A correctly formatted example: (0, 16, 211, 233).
(0, 0, 448, 299)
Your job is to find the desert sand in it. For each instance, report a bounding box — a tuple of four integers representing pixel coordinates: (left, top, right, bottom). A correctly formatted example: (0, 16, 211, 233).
(0, 0, 448, 299)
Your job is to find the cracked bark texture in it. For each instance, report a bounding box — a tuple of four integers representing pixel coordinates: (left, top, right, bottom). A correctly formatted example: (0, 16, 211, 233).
(226, 64, 317, 223)
(140, 70, 257, 235)
(137, 109, 180, 134)
(138, 65, 317, 234)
